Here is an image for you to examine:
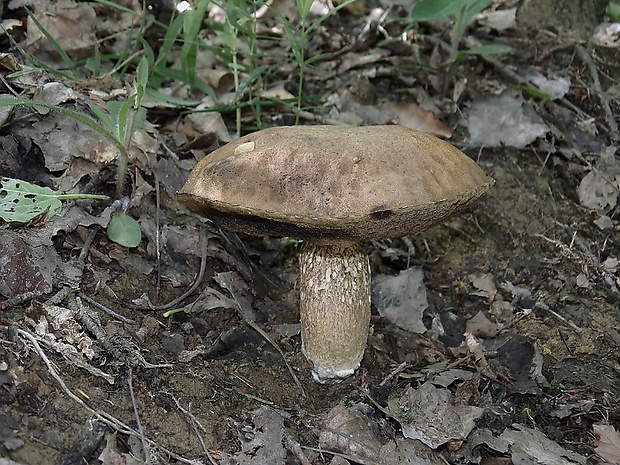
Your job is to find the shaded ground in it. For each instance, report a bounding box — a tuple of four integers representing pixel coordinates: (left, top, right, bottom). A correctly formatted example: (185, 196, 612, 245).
(1, 1, 620, 464)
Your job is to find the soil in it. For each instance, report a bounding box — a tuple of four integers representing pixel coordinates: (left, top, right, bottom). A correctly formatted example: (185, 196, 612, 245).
(1, 1, 619, 465)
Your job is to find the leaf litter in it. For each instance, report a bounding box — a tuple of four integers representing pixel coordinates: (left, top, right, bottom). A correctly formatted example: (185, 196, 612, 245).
(1, 0, 619, 464)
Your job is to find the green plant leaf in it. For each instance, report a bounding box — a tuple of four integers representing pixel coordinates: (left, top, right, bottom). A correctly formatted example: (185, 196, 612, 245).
(459, 44, 512, 56)
(463, 0, 493, 24)
(296, 0, 314, 22)
(410, 0, 465, 22)
(512, 84, 551, 100)
(0, 97, 124, 154)
(0, 177, 62, 221)
(135, 56, 149, 104)
(25, 7, 80, 77)
(88, 102, 115, 134)
(107, 213, 141, 247)
(163, 308, 185, 318)
(0, 177, 108, 222)
(606, 1, 620, 22)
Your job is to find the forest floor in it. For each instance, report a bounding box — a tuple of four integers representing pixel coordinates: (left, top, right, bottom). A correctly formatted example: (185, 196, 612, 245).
(0, 0, 619, 464)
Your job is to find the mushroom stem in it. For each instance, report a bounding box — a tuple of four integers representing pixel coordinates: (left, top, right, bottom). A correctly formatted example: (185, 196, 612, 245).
(298, 241, 371, 382)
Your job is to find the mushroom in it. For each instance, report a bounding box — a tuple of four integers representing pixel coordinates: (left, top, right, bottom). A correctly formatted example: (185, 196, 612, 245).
(177, 125, 494, 381)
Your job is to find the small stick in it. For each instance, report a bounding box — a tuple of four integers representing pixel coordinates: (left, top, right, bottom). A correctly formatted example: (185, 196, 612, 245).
(379, 361, 408, 386)
(154, 175, 162, 296)
(135, 227, 210, 311)
(170, 397, 220, 465)
(576, 45, 619, 142)
(535, 300, 584, 334)
(0, 290, 44, 311)
(128, 368, 151, 464)
(78, 225, 100, 264)
(14, 328, 198, 464)
(283, 432, 312, 465)
(78, 292, 136, 324)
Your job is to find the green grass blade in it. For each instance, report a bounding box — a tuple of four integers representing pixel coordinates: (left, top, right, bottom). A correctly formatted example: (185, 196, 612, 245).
(0, 97, 124, 153)
(25, 7, 80, 76)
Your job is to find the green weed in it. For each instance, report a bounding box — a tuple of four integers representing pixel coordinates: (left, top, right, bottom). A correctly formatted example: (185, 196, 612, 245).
(410, 0, 512, 70)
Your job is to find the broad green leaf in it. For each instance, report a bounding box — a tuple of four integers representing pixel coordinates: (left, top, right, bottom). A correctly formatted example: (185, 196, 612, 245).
(132, 107, 148, 135)
(135, 56, 149, 104)
(0, 177, 62, 221)
(107, 213, 141, 248)
(606, 1, 620, 22)
(0, 177, 108, 223)
(88, 102, 115, 134)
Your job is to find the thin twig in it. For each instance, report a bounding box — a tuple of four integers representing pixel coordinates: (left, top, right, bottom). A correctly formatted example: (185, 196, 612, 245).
(576, 45, 619, 142)
(14, 327, 199, 464)
(78, 292, 136, 324)
(128, 368, 151, 464)
(170, 397, 220, 465)
(134, 227, 210, 311)
(45, 286, 73, 306)
(154, 173, 162, 296)
(534, 300, 584, 334)
(244, 318, 307, 398)
(78, 225, 100, 263)
(216, 273, 307, 398)
(283, 432, 312, 465)
(379, 361, 408, 386)
(0, 290, 44, 311)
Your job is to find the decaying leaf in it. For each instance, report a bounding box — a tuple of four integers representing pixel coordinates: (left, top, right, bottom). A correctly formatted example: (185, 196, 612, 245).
(469, 273, 497, 300)
(593, 423, 620, 464)
(378, 437, 446, 465)
(372, 267, 428, 334)
(24, 0, 98, 61)
(465, 311, 499, 339)
(500, 424, 587, 465)
(0, 229, 81, 298)
(387, 382, 484, 449)
(224, 406, 286, 465)
(319, 403, 382, 463)
(467, 92, 548, 147)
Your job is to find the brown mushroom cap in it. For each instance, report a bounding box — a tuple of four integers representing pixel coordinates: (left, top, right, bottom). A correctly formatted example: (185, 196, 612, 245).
(177, 125, 494, 241)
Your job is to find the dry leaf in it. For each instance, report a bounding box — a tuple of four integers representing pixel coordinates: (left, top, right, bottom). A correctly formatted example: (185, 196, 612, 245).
(381, 101, 452, 138)
(593, 424, 620, 464)
(319, 403, 382, 463)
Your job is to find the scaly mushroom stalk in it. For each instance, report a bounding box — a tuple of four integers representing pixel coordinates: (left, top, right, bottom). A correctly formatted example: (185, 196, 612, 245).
(298, 242, 371, 382)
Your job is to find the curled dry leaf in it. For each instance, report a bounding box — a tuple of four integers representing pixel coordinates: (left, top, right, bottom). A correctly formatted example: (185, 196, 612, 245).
(381, 101, 453, 138)
(319, 403, 382, 464)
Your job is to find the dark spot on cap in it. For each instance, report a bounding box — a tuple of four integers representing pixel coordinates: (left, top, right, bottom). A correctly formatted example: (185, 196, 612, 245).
(370, 209, 393, 219)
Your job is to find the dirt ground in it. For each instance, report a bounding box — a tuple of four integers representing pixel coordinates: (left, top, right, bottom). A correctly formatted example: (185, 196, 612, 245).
(1, 1, 620, 464)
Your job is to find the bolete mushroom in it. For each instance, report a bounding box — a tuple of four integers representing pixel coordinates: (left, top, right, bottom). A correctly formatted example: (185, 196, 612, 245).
(177, 125, 494, 381)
